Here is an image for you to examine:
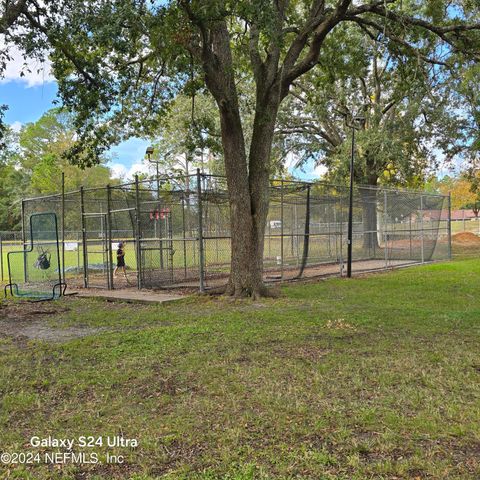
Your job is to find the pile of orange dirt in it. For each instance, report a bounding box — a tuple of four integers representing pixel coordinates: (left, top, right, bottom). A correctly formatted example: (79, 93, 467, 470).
(452, 232, 480, 246)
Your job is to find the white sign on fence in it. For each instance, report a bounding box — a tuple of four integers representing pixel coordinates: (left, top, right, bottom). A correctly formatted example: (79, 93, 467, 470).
(270, 220, 282, 229)
(64, 242, 78, 251)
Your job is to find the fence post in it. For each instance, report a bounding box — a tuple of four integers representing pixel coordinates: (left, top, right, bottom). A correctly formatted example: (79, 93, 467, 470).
(135, 175, 142, 289)
(420, 195, 425, 264)
(339, 198, 343, 276)
(80, 186, 88, 288)
(61, 172, 65, 286)
(326, 204, 331, 258)
(297, 185, 311, 278)
(156, 164, 164, 270)
(106, 185, 114, 289)
(0, 234, 3, 282)
(333, 202, 338, 261)
(409, 214, 413, 258)
(196, 168, 205, 292)
(21, 199, 27, 283)
(77, 231, 80, 276)
(280, 180, 284, 278)
(295, 201, 299, 262)
(383, 190, 388, 268)
(291, 203, 294, 257)
(346, 180, 354, 278)
(448, 192, 452, 260)
(182, 194, 187, 279)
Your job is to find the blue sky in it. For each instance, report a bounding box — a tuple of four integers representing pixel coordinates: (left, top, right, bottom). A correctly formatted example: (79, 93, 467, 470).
(0, 44, 461, 182)
(3, 74, 456, 182)
(0, 56, 151, 179)
(0, 52, 324, 180)
(0, 78, 322, 179)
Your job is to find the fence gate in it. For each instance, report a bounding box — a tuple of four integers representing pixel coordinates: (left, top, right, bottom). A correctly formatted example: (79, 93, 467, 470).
(139, 208, 174, 288)
(83, 213, 110, 289)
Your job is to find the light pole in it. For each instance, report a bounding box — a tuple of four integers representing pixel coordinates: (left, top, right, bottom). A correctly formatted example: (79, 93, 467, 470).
(145, 146, 164, 269)
(145, 146, 159, 197)
(346, 115, 365, 278)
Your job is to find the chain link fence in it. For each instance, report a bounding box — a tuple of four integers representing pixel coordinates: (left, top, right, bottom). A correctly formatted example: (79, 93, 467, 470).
(13, 172, 451, 292)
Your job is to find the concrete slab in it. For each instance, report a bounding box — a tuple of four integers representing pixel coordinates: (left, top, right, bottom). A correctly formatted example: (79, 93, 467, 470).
(69, 288, 186, 305)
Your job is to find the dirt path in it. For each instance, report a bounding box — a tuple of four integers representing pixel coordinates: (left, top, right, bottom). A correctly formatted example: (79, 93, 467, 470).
(0, 301, 104, 345)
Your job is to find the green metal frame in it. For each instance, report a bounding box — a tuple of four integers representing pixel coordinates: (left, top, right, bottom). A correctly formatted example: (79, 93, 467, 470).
(4, 212, 66, 301)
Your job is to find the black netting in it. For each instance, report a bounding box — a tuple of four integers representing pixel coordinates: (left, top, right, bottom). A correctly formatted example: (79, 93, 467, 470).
(6, 212, 62, 299)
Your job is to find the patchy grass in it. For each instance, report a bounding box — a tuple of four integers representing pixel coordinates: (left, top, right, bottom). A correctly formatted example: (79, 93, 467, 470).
(0, 259, 480, 479)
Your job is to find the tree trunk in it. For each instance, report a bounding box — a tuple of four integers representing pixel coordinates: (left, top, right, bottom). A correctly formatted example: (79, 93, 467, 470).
(213, 98, 261, 297)
(218, 97, 279, 297)
(198, 18, 281, 297)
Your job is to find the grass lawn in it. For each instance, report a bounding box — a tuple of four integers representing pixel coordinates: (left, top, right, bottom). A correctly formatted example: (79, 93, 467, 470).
(0, 258, 479, 479)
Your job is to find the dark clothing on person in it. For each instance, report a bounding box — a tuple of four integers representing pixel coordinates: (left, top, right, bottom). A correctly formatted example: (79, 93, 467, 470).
(117, 248, 125, 267)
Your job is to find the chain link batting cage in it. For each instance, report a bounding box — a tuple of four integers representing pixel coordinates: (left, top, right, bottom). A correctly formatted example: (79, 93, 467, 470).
(16, 172, 451, 294)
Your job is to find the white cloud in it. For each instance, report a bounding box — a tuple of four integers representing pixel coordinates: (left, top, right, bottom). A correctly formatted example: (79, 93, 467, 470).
(109, 161, 151, 180)
(10, 121, 22, 132)
(313, 164, 328, 178)
(284, 151, 299, 171)
(128, 162, 150, 177)
(1, 46, 55, 87)
(109, 163, 128, 179)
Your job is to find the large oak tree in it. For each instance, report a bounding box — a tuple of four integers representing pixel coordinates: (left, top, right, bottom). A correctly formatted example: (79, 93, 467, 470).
(276, 24, 476, 248)
(1, 0, 479, 296)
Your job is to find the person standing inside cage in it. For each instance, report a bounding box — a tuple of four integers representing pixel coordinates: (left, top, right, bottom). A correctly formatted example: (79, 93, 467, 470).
(114, 241, 127, 278)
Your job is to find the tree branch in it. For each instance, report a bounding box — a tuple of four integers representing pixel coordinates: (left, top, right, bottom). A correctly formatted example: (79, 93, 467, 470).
(249, 22, 263, 83)
(346, 15, 455, 67)
(368, 5, 480, 55)
(281, 0, 329, 78)
(0, 0, 28, 34)
(282, 0, 353, 92)
(23, 9, 99, 87)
